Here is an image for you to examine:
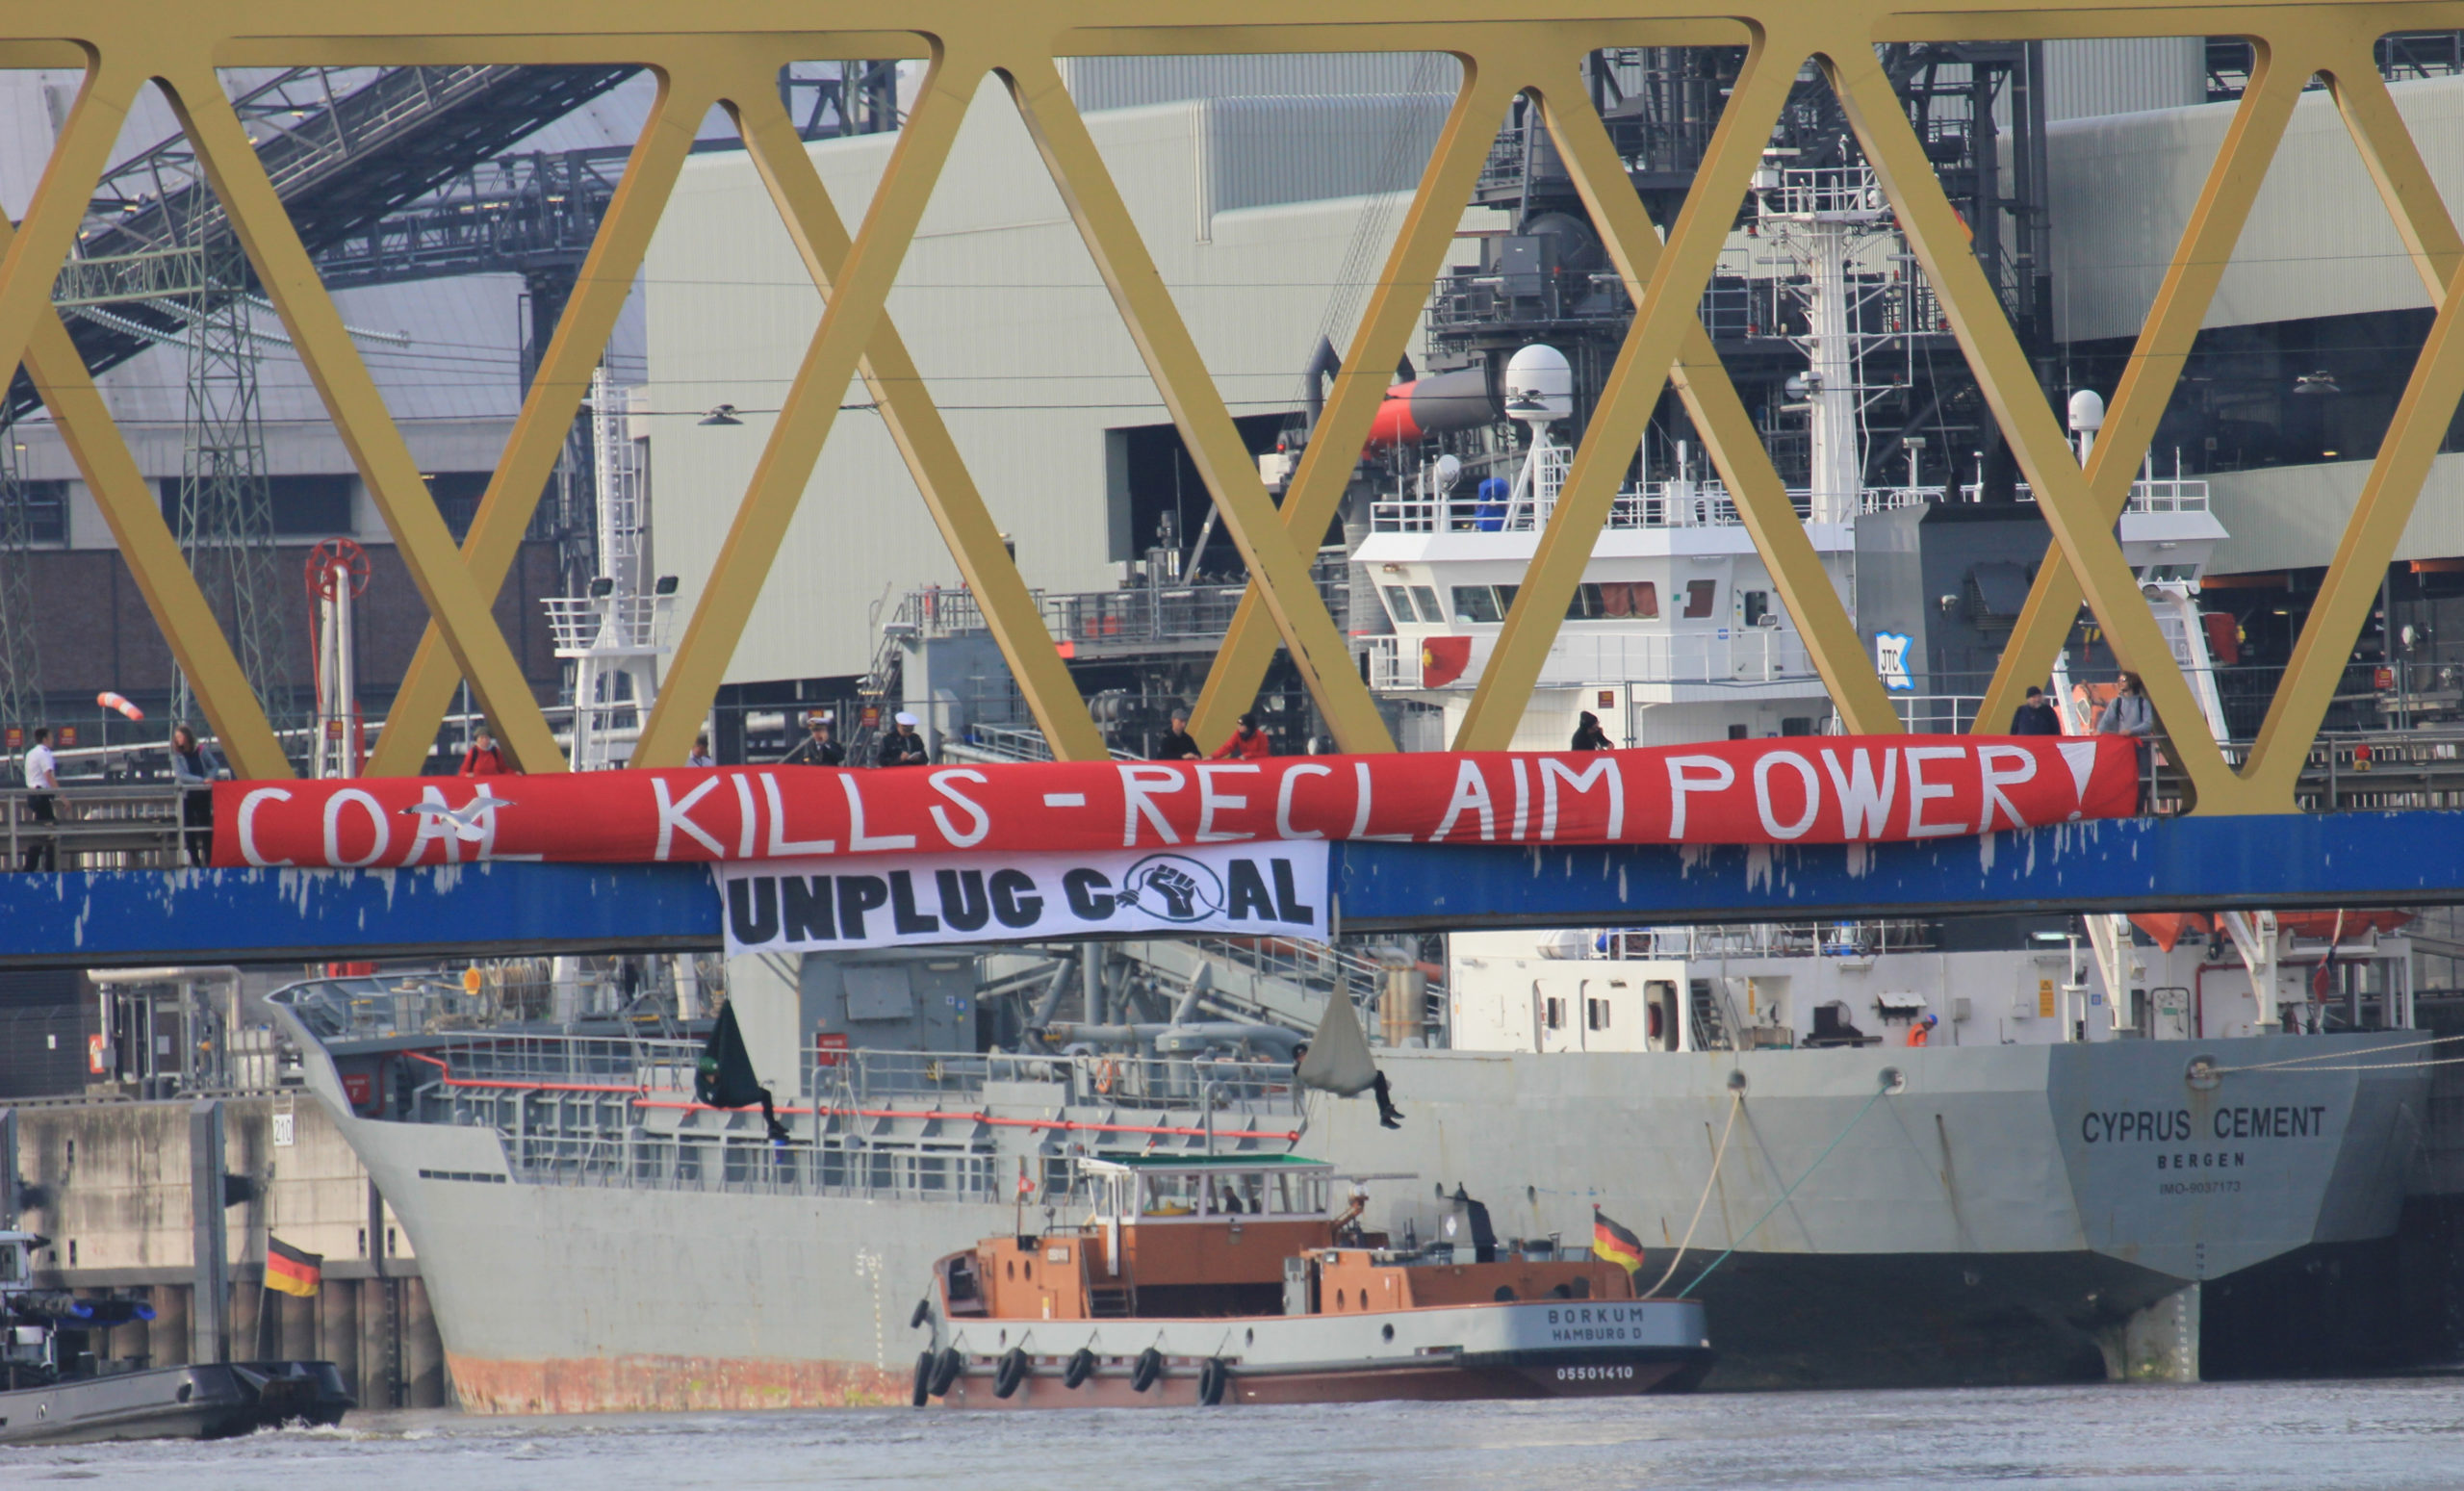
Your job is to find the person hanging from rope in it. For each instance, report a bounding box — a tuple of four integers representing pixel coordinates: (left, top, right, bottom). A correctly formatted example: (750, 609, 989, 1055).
(695, 998, 790, 1147)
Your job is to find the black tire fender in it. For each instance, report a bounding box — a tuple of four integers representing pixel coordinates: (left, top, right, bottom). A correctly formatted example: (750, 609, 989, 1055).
(910, 1297, 934, 1331)
(911, 1350, 935, 1408)
(928, 1347, 963, 1398)
(1197, 1356, 1229, 1406)
(1063, 1347, 1097, 1389)
(993, 1347, 1031, 1400)
(1130, 1346, 1165, 1393)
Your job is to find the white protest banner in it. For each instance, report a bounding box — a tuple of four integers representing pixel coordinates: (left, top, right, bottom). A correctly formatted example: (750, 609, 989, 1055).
(718, 841, 1332, 956)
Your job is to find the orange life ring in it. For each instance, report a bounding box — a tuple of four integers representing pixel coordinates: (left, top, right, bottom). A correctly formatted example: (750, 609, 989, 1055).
(1094, 1058, 1118, 1094)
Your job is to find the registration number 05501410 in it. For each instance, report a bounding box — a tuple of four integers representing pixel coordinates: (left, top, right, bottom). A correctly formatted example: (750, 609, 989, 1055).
(1556, 1364, 1635, 1381)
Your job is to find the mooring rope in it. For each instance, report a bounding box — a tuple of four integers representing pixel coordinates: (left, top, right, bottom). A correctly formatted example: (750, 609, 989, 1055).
(2210, 1031, 2464, 1074)
(1678, 1083, 1888, 1299)
(1643, 1092, 1743, 1298)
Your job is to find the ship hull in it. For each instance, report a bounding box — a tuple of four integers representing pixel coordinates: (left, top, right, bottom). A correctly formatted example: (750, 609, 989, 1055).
(284, 1028, 2429, 1410)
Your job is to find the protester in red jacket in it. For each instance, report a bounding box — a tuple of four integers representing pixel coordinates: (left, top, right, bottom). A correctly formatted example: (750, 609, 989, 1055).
(459, 727, 513, 777)
(1212, 711, 1272, 759)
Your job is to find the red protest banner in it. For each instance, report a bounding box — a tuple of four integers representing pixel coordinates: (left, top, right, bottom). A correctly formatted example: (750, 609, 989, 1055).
(212, 736, 2139, 870)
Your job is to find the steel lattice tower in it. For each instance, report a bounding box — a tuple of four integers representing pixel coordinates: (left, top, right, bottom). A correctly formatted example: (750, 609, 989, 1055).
(170, 241, 290, 735)
(0, 428, 43, 753)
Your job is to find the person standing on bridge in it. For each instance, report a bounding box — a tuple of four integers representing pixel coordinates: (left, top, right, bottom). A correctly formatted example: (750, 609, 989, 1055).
(1212, 711, 1271, 759)
(687, 733, 716, 768)
(780, 712, 842, 767)
(878, 711, 930, 767)
(19, 725, 56, 871)
(2011, 685, 2063, 736)
(458, 726, 512, 778)
(1571, 711, 1612, 751)
(2096, 672, 2156, 811)
(1154, 707, 1201, 760)
(167, 723, 222, 867)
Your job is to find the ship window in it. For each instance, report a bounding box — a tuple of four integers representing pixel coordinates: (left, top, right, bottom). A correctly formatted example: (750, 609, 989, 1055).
(1565, 582, 1606, 620)
(0, 1245, 17, 1281)
(1451, 585, 1502, 624)
(1409, 586, 1443, 624)
(1142, 1173, 1198, 1216)
(1495, 582, 1519, 613)
(1543, 995, 1566, 1029)
(1598, 581, 1657, 619)
(1383, 586, 1420, 624)
(1683, 579, 1717, 618)
(1740, 590, 1771, 627)
(1587, 997, 1610, 1031)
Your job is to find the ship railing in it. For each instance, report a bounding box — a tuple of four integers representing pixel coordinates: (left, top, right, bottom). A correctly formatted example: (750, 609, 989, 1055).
(1952, 477, 2210, 513)
(1371, 479, 1747, 533)
(1890, 694, 1987, 734)
(802, 1044, 1304, 1118)
(1604, 920, 1941, 959)
(504, 1127, 1010, 1203)
(1371, 627, 1817, 692)
(413, 1032, 704, 1093)
(896, 561, 1348, 651)
(541, 593, 671, 656)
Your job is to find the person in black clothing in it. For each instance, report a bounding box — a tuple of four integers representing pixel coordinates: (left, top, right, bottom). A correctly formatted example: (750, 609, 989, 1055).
(780, 713, 844, 766)
(1570, 710, 1612, 751)
(2010, 685, 2064, 736)
(167, 723, 222, 866)
(878, 711, 930, 767)
(1154, 707, 1201, 760)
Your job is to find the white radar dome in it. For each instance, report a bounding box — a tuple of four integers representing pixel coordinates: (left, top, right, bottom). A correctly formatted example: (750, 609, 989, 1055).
(1503, 344, 1574, 423)
(2066, 388, 2106, 433)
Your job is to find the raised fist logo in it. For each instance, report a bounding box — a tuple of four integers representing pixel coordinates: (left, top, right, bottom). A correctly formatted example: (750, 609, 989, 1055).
(1116, 855, 1224, 923)
(1139, 864, 1202, 918)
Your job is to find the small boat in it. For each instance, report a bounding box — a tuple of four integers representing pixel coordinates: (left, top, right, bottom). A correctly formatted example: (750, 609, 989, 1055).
(1, 1230, 352, 1446)
(910, 1155, 1711, 1407)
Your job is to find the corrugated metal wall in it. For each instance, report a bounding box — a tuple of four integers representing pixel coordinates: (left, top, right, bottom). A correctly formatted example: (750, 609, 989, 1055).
(1058, 53, 1459, 114)
(2050, 74, 2464, 344)
(2042, 39, 2206, 123)
(1191, 93, 1452, 239)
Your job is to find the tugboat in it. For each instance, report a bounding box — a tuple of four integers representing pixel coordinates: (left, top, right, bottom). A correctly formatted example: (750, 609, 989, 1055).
(0, 1230, 352, 1446)
(910, 1155, 1710, 1407)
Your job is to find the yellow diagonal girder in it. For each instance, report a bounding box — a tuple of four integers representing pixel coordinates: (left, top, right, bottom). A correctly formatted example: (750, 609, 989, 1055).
(0, 59, 139, 435)
(1001, 53, 1396, 753)
(1537, 65, 1900, 737)
(1973, 40, 2313, 739)
(162, 67, 571, 773)
(728, 88, 1109, 762)
(1825, 40, 2246, 809)
(368, 67, 713, 778)
(2324, 49, 2464, 303)
(1189, 55, 1517, 750)
(635, 45, 983, 767)
(1454, 35, 1797, 751)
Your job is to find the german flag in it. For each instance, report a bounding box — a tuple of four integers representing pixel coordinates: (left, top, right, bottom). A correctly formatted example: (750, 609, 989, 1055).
(1592, 1207, 1646, 1274)
(266, 1237, 322, 1298)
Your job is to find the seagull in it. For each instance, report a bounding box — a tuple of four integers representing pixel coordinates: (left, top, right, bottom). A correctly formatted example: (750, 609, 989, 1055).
(400, 797, 511, 843)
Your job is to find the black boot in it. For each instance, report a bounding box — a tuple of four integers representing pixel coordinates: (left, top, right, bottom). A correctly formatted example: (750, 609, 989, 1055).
(1373, 1070, 1404, 1130)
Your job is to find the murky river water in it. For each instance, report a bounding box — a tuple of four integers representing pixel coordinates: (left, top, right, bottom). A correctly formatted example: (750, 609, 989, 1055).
(12, 1378, 2464, 1489)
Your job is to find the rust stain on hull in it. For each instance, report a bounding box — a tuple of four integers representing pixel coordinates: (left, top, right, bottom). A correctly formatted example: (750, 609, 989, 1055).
(449, 1352, 905, 1414)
